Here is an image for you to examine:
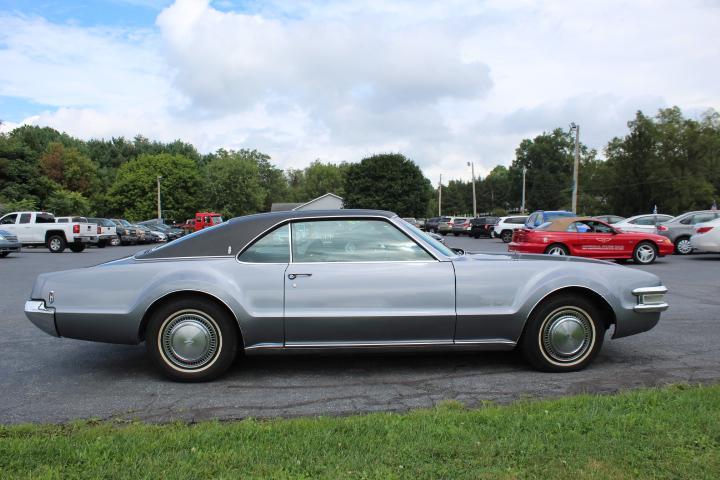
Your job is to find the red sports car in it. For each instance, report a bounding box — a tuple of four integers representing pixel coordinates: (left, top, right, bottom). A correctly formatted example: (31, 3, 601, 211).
(508, 217, 674, 264)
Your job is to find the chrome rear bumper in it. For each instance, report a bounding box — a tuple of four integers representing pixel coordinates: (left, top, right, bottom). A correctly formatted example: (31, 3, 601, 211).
(24, 300, 59, 337)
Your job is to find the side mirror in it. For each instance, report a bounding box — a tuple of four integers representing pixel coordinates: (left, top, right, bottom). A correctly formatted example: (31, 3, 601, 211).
(451, 247, 465, 255)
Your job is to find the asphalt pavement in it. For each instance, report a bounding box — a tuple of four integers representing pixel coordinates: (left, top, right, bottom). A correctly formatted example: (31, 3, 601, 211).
(1, 238, 719, 424)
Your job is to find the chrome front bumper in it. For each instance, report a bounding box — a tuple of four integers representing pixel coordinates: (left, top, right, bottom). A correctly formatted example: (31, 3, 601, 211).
(24, 300, 59, 337)
(632, 286, 669, 313)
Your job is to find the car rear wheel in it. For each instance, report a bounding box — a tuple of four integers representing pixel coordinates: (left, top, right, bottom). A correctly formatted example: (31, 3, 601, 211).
(633, 241, 657, 265)
(544, 244, 569, 256)
(0, 252, 9, 258)
(111, 235, 121, 246)
(501, 230, 513, 243)
(47, 235, 66, 253)
(521, 294, 604, 372)
(674, 236, 692, 255)
(146, 298, 239, 382)
(97, 240, 106, 248)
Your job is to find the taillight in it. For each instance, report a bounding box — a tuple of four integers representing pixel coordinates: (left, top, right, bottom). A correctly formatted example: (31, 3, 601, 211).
(73, 224, 80, 234)
(657, 225, 668, 231)
(97, 226, 101, 234)
(696, 226, 714, 234)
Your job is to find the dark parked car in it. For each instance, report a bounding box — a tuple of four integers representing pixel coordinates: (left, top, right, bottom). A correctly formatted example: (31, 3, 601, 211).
(470, 216, 499, 238)
(525, 210, 576, 229)
(110, 219, 139, 245)
(142, 221, 183, 241)
(424, 217, 442, 233)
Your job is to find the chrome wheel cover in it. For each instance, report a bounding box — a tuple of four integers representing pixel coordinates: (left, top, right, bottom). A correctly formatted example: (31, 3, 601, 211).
(547, 246, 567, 256)
(540, 307, 594, 364)
(50, 238, 61, 251)
(635, 244, 655, 263)
(159, 310, 220, 371)
(676, 238, 692, 254)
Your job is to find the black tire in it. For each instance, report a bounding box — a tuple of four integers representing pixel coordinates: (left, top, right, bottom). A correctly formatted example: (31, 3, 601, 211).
(473, 232, 480, 239)
(69, 243, 86, 253)
(501, 230, 513, 243)
(97, 240, 106, 248)
(632, 241, 657, 265)
(453, 232, 460, 236)
(521, 293, 605, 372)
(47, 234, 66, 253)
(441, 232, 447, 236)
(674, 236, 692, 255)
(146, 297, 239, 382)
(544, 243, 569, 256)
(0, 252, 9, 258)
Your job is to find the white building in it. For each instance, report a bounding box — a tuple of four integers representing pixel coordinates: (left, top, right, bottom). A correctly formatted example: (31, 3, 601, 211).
(270, 193, 344, 212)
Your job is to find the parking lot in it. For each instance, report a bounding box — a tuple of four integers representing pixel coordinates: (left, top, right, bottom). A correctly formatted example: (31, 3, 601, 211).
(1, 237, 719, 424)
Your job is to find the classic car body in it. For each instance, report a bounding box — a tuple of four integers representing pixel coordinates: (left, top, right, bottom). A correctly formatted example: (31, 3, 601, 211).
(509, 217, 674, 264)
(25, 209, 669, 381)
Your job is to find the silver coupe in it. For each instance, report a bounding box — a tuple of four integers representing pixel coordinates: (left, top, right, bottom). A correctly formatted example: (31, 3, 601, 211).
(25, 210, 669, 382)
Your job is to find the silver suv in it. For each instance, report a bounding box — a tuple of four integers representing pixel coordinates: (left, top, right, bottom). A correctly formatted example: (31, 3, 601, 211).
(658, 210, 720, 254)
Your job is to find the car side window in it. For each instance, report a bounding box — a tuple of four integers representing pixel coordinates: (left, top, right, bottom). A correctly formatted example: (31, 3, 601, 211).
(632, 217, 654, 225)
(238, 224, 290, 263)
(0, 214, 17, 225)
(291, 219, 433, 263)
(693, 213, 716, 224)
(19, 213, 31, 224)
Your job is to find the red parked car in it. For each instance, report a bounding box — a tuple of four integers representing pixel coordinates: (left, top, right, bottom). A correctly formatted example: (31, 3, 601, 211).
(508, 217, 674, 264)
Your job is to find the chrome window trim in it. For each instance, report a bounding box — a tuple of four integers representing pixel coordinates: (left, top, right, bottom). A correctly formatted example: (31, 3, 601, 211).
(235, 214, 448, 265)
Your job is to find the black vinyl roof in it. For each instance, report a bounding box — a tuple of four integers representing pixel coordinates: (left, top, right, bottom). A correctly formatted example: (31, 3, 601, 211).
(135, 209, 397, 259)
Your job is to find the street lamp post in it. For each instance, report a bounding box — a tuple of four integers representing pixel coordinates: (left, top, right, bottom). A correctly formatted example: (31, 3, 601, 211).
(467, 162, 477, 217)
(157, 175, 162, 221)
(569, 123, 580, 213)
(521, 166, 527, 213)
(438, 174, 442, 216)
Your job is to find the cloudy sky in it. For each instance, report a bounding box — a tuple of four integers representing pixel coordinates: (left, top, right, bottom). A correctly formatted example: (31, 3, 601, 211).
(1, 0, 719, 183)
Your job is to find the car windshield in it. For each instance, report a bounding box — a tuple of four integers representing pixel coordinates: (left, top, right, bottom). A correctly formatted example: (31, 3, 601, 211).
(211, 216, 223, 224)
(402, 221, 456, 257)
(120, 220, 132, 227)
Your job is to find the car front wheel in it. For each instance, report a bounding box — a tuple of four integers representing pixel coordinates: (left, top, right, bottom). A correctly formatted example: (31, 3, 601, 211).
(633, 241, 657, 265)
(501, 230, 513, 243)
(521, 294, 604, 372)
(146, 298, 239, 382)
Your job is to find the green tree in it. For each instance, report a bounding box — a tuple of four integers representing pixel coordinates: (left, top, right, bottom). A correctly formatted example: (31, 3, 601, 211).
(109, 153, 202, 221)
(45, 189, 92, 216)
(344, 153, 432, 217)
(203, 150, 266, 217)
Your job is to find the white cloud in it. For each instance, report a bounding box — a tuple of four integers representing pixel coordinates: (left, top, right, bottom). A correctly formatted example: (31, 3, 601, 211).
(1, 0, 719, 186)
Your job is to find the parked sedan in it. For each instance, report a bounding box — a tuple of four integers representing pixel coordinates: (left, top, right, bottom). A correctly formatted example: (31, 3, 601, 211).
(0, 229, 21, 257)
(509, 217, 674, 264)
(593, 215, 625, 224)
(451, 217, 471, 236)
(437, 216, 456, 235)
(657, 210, 720, 255)
(613, 214, 674, 234)
(25, 209, 669, 382)
(690, 217, 720, 253)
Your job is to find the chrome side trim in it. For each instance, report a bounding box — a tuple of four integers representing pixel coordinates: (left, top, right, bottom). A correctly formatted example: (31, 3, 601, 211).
(245, 339, 517, 351)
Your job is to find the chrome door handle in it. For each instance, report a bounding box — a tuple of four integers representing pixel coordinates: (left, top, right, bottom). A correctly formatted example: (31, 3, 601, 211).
(288, 273, 312, 280)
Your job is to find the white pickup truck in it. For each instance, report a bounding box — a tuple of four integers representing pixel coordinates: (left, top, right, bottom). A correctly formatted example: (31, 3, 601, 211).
(0, 211, 98, 253)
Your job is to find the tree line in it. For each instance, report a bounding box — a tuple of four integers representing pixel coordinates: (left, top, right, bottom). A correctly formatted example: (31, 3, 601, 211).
(1, 106, 718, 221)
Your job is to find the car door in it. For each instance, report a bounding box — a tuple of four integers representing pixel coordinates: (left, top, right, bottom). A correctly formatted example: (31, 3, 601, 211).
(0, 213, 19, 239)
(283, 218, 456, 346)
(17, 213, 38, 242)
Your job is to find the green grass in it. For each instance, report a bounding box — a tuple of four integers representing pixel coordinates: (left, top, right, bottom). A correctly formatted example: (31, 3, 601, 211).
(1, 385, 719, 479)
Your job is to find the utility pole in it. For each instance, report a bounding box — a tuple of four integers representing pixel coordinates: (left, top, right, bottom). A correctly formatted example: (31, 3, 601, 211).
(467, 162, 477, 217)
(570, 123, 580, 213)
(521, 166, 527, 213)
(438, 174, 442, 216)
(157, 175, 162, 221)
